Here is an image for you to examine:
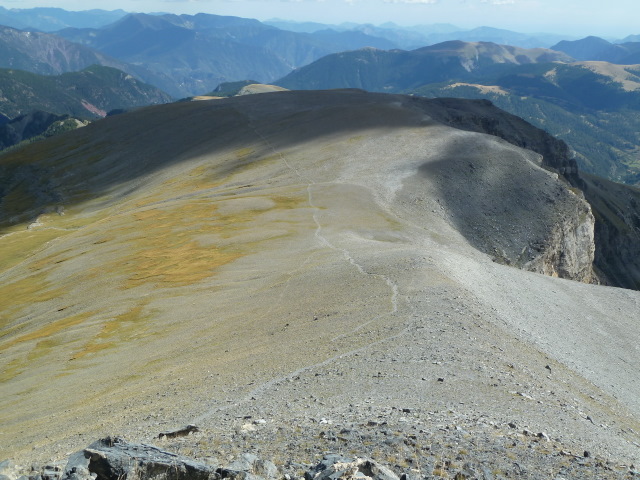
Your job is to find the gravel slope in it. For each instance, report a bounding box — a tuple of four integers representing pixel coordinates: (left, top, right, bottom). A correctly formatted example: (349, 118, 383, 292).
(0, 90, 638, 475)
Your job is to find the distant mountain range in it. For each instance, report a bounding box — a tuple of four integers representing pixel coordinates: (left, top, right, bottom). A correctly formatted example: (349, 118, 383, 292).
(0, 25, 126, 75)
(266, 19, 576, 49)
(54, 12, 396, 97)
(0, 7, 127, 31)
(0, 24, 173, 94)
(0, 8, 639, 183)
(277, 41, 573, 91)
(552, 36, 640, 64)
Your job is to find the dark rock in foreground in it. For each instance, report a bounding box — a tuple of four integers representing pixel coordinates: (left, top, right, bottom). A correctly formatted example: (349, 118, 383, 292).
(56, 438, 406, 480)
(66, 437, 217, 480)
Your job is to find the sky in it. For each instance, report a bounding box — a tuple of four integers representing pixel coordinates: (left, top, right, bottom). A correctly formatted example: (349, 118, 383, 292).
(0, 0, 637, 38)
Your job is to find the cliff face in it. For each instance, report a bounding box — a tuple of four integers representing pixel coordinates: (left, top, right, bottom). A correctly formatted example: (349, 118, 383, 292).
(522, 195, 597, 284)
(413, 96, 640, 289)
(412, 96, 598, 284)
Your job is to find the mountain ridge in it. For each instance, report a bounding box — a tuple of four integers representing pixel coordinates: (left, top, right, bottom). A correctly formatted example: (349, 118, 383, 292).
(1, 91, 639, 469)
(54, 12, 397, 97)
(277, 41, 573, 91)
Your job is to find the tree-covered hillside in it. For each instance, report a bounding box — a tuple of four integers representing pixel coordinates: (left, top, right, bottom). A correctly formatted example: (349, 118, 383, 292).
(0, 65, 172, 119)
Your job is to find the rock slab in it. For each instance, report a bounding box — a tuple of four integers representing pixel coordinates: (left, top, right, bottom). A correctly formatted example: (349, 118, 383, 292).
(65, 437, 217, 480)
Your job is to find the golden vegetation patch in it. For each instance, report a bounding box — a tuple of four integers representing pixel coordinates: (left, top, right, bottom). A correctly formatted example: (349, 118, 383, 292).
(120, 203, 237, 288)
(103, 202, 237, 289)
(1, 200, 114, 275)
(0, 272, 67, 331)
(235, 147, 255, 160)
(1, 310, 94, 351)
(0, 229, 69, 273)
(0, 311, 96, 382)
(107, 192, 304, 289)
(71, 301, 153, 360)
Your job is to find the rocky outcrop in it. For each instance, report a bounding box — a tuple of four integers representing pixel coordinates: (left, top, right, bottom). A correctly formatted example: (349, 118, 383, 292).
(415, 96, 640, 288)
(305, 456, 399, 480)
(47, 439, 404, 480)
(414, 97, 598, 284)
(65, 437, 218, 480)
(2, 430, 635, 480)
(521, 194, 597, 283)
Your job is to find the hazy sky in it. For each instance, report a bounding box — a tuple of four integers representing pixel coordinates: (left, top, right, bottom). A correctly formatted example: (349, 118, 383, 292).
(0, 0, 637, 38)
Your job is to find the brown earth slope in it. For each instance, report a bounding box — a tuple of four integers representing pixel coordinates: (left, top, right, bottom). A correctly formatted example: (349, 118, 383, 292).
(0, 91, 638, 472)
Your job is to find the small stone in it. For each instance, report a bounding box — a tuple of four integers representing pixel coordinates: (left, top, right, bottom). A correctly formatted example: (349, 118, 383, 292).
(508, 422, 517, 429)
(158, 424, 199, 439)
(583, 451, 591, 458)
(537, 432, 550, 442)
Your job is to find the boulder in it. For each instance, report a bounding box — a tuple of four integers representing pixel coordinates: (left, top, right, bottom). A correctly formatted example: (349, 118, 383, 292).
(305, 456, 399, 480)
(221, 454, 278, 480)
(67, 437, 217, 480)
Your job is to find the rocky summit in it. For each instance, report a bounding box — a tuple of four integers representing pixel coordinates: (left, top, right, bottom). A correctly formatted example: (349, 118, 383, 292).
(0, 90, 639, 478)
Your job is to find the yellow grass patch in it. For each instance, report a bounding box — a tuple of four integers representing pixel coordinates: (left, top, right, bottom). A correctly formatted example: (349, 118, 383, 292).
(0, 272, 67, 331)
(579, 61, 640, 91)
(106, 201, 240, 289)
(0, 229, 69, 273)
(108, 192, 303, 289)
(235, 147, 255, 159)
(0, 311, 96, 382)
(1, 310, 94, 351)
(71, 301, 152, 360)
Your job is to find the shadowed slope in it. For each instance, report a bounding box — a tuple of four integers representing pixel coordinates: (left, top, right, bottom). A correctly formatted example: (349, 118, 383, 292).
(0, 91, 638, 467)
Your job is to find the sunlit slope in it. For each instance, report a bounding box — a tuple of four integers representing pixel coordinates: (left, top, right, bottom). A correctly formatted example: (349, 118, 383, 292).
(0, 90, 639, 463)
